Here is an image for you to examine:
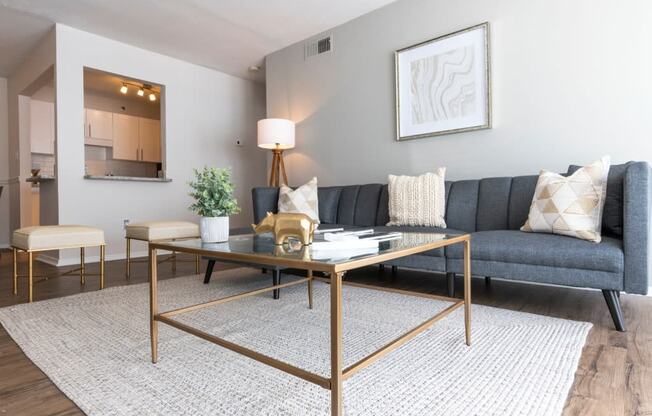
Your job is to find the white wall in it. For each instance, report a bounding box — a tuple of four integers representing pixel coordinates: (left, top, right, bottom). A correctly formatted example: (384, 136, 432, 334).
(0, 77, 10, 247)
(7, 29, 56, 244)
(55, 24, 266, 264)
(266, 0, 652, 185)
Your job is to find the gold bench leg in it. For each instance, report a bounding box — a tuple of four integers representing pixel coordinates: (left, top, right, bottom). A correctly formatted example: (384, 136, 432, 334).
(126, 238, 131, 279)
(308, 270, 313, 309)
(12, 248, 18, 295)
(195, 254, 200, 275)
(100, 245, 105, 289)
(28, 252, 33, 303)
(80, 247, 85, 284)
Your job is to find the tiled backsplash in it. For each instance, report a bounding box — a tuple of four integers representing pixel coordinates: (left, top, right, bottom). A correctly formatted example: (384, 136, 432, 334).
(85, 146, 158, 178)
(31, 154, 55, 176)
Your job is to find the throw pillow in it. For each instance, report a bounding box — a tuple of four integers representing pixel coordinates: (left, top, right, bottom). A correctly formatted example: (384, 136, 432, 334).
(278, 177, 320, 223)
(387, 168, 447, 227)
(521, 156, 610, 242)
(567, 161, 632, 236)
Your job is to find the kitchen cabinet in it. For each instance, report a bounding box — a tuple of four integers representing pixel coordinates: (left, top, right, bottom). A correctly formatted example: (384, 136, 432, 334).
(85, 109, 113, 147)
(139, 118, 161, 163)
(30, 100, 55, 154)
(112, 114, 140, 161)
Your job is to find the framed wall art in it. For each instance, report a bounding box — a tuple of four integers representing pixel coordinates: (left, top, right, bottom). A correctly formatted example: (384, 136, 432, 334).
(395, 22, 491, 141)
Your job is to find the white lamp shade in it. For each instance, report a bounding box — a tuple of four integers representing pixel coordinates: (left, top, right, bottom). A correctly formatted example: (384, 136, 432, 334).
(257, 118, 295, 150)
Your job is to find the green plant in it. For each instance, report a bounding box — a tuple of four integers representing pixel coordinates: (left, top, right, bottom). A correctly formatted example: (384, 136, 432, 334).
(188, 167, 240, 217)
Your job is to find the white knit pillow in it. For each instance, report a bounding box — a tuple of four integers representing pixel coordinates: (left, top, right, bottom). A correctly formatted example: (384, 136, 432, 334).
(278, 177, 320, 223)
(521, 156, 610, 242)
(387, 169, 447, 227)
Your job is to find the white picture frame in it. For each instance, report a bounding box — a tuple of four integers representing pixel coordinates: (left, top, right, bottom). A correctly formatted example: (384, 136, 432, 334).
(395, 22, 491, 141)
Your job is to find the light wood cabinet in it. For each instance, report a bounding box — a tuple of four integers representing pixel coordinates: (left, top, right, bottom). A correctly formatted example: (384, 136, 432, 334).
(30, 100, 55, 154)
(85, 109, 113, 147)
(139, 118, 161, 163)
(85, 107, 161, 163)
(112, 114, 140, 161)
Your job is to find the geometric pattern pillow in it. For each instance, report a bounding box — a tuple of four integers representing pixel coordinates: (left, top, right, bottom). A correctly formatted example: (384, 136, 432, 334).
(521, 156, 610, 242)
(278, 177, 320, 223)
(387, 168, 447, 227)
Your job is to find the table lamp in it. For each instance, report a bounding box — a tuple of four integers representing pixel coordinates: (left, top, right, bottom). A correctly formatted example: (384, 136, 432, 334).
(257, 118, 295, 187)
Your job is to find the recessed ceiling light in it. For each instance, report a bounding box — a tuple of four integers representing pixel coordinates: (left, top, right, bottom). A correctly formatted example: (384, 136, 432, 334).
(137, 88, 144, 97)
(120, 84, 128, 94)
(148, 93, 156, 102)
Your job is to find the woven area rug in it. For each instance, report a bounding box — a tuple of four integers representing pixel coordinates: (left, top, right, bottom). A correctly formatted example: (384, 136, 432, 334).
(0, 268, 591, 416)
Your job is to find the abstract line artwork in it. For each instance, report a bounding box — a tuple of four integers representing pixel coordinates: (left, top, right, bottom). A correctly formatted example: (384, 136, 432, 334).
(396, 23, 490, 140)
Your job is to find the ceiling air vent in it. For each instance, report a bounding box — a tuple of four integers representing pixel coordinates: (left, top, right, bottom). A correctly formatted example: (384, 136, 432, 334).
(305, 35, 332, 59)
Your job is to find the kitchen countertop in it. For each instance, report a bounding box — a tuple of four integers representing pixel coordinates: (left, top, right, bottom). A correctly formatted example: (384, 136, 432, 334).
(83, 175, 172, 183)
(26, 175, 55, 183)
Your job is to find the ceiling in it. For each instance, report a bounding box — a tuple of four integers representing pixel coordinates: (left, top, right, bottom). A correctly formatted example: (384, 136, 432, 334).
(84, 68, 162, 96)
(0, 0, 398, 82)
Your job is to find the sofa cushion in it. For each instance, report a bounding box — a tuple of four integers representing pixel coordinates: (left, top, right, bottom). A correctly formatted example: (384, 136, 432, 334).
(446, 230, 623, 273)
(355, 184, 383, 226)
(445, 180, 479, 232)
(374, 225, 465, 257)
(252, 187, 280, 223)
(318, 187, 342, 224)
(568, 161, 631, 237)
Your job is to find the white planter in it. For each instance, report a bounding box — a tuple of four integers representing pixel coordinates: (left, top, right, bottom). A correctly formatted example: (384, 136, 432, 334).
(200, 216, 229, 243)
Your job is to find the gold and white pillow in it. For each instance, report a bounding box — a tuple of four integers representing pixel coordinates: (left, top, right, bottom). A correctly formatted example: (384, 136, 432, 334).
(278, 177, 320, 223)
(521, 156, 610, 242)
(387, 168, 447, 227)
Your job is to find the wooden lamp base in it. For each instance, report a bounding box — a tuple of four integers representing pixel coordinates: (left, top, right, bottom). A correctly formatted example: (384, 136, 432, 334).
(269, 147, 288, 187)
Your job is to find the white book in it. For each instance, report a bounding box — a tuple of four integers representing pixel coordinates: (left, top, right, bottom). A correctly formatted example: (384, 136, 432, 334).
(311, 239, 379, 251)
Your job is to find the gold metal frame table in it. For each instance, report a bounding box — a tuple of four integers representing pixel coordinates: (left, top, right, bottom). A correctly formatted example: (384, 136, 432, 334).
(148, 232, 471, 416)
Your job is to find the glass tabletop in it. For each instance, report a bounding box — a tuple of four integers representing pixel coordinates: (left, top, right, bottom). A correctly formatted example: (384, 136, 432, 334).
(156, 232, 466, 268)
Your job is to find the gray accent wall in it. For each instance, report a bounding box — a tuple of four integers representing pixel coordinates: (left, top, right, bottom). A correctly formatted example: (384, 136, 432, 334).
(265, 0, 652, 185)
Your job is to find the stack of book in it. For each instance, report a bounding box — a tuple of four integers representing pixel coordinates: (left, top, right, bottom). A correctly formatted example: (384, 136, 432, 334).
(311, 229, 402, 252)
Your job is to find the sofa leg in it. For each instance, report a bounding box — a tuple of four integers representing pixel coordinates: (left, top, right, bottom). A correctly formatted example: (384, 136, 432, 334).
(485, 276, 491, 286)
(272, 269, 281, 299)
(391, 266, 398, 275)
(446, 273, 455, 298)
(203, 260, 216, 284)
(379, 264, 385, 272)
(602, 290, 626, 332)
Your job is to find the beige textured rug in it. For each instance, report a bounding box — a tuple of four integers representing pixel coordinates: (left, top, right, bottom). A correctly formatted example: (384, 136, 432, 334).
(0, 268, 591, 415)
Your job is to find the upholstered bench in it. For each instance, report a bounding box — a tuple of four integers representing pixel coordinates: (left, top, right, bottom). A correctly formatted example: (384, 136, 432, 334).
(125, 221, 200, 278)
(12, 225, 105, 302)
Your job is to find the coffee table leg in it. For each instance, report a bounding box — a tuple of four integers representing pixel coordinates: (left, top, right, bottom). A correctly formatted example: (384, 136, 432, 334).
(463, 239, 472, 346)
(307, 270, 313, 309)
(331, 271, 343, 416)
(150, 247, 159, 363)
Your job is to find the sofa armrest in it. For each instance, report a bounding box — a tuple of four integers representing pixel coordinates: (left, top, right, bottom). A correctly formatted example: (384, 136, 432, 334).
(623, 161, 651, 294)
(252, 187, 279, 224)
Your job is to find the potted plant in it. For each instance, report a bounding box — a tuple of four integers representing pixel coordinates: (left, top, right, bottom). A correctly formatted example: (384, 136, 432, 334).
(188, 167, 240, 243)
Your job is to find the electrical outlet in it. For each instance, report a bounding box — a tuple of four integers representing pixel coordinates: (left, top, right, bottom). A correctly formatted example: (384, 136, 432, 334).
(235, 139, 243, 147)
(123, 219, 130, 230)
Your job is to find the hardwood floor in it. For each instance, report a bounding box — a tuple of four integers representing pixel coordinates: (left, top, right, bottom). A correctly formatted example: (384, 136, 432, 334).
(0, 249, 650, 415)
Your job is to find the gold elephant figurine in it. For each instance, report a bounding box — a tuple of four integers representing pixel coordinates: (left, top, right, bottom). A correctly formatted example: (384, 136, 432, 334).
(252, 212, 318, 246)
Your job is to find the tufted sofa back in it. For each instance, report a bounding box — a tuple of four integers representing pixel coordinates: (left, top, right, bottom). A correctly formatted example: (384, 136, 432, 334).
(252, 175, 541, 233)
(252, 162, 643, 237)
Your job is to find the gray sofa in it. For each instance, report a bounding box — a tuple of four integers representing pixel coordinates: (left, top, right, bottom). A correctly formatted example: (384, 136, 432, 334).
(249, 162, 650, 332)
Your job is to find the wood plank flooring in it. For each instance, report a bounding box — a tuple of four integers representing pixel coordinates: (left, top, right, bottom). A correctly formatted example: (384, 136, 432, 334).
(0, 249, 650, 415)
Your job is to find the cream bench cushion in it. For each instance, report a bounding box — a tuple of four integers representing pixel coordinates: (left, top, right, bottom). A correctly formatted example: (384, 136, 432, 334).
(12, 225, 105, 251)
(126, 221, 199, 241)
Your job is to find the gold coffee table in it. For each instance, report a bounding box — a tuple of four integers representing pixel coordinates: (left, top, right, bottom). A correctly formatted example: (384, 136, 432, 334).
(148, 232, 471, 416)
